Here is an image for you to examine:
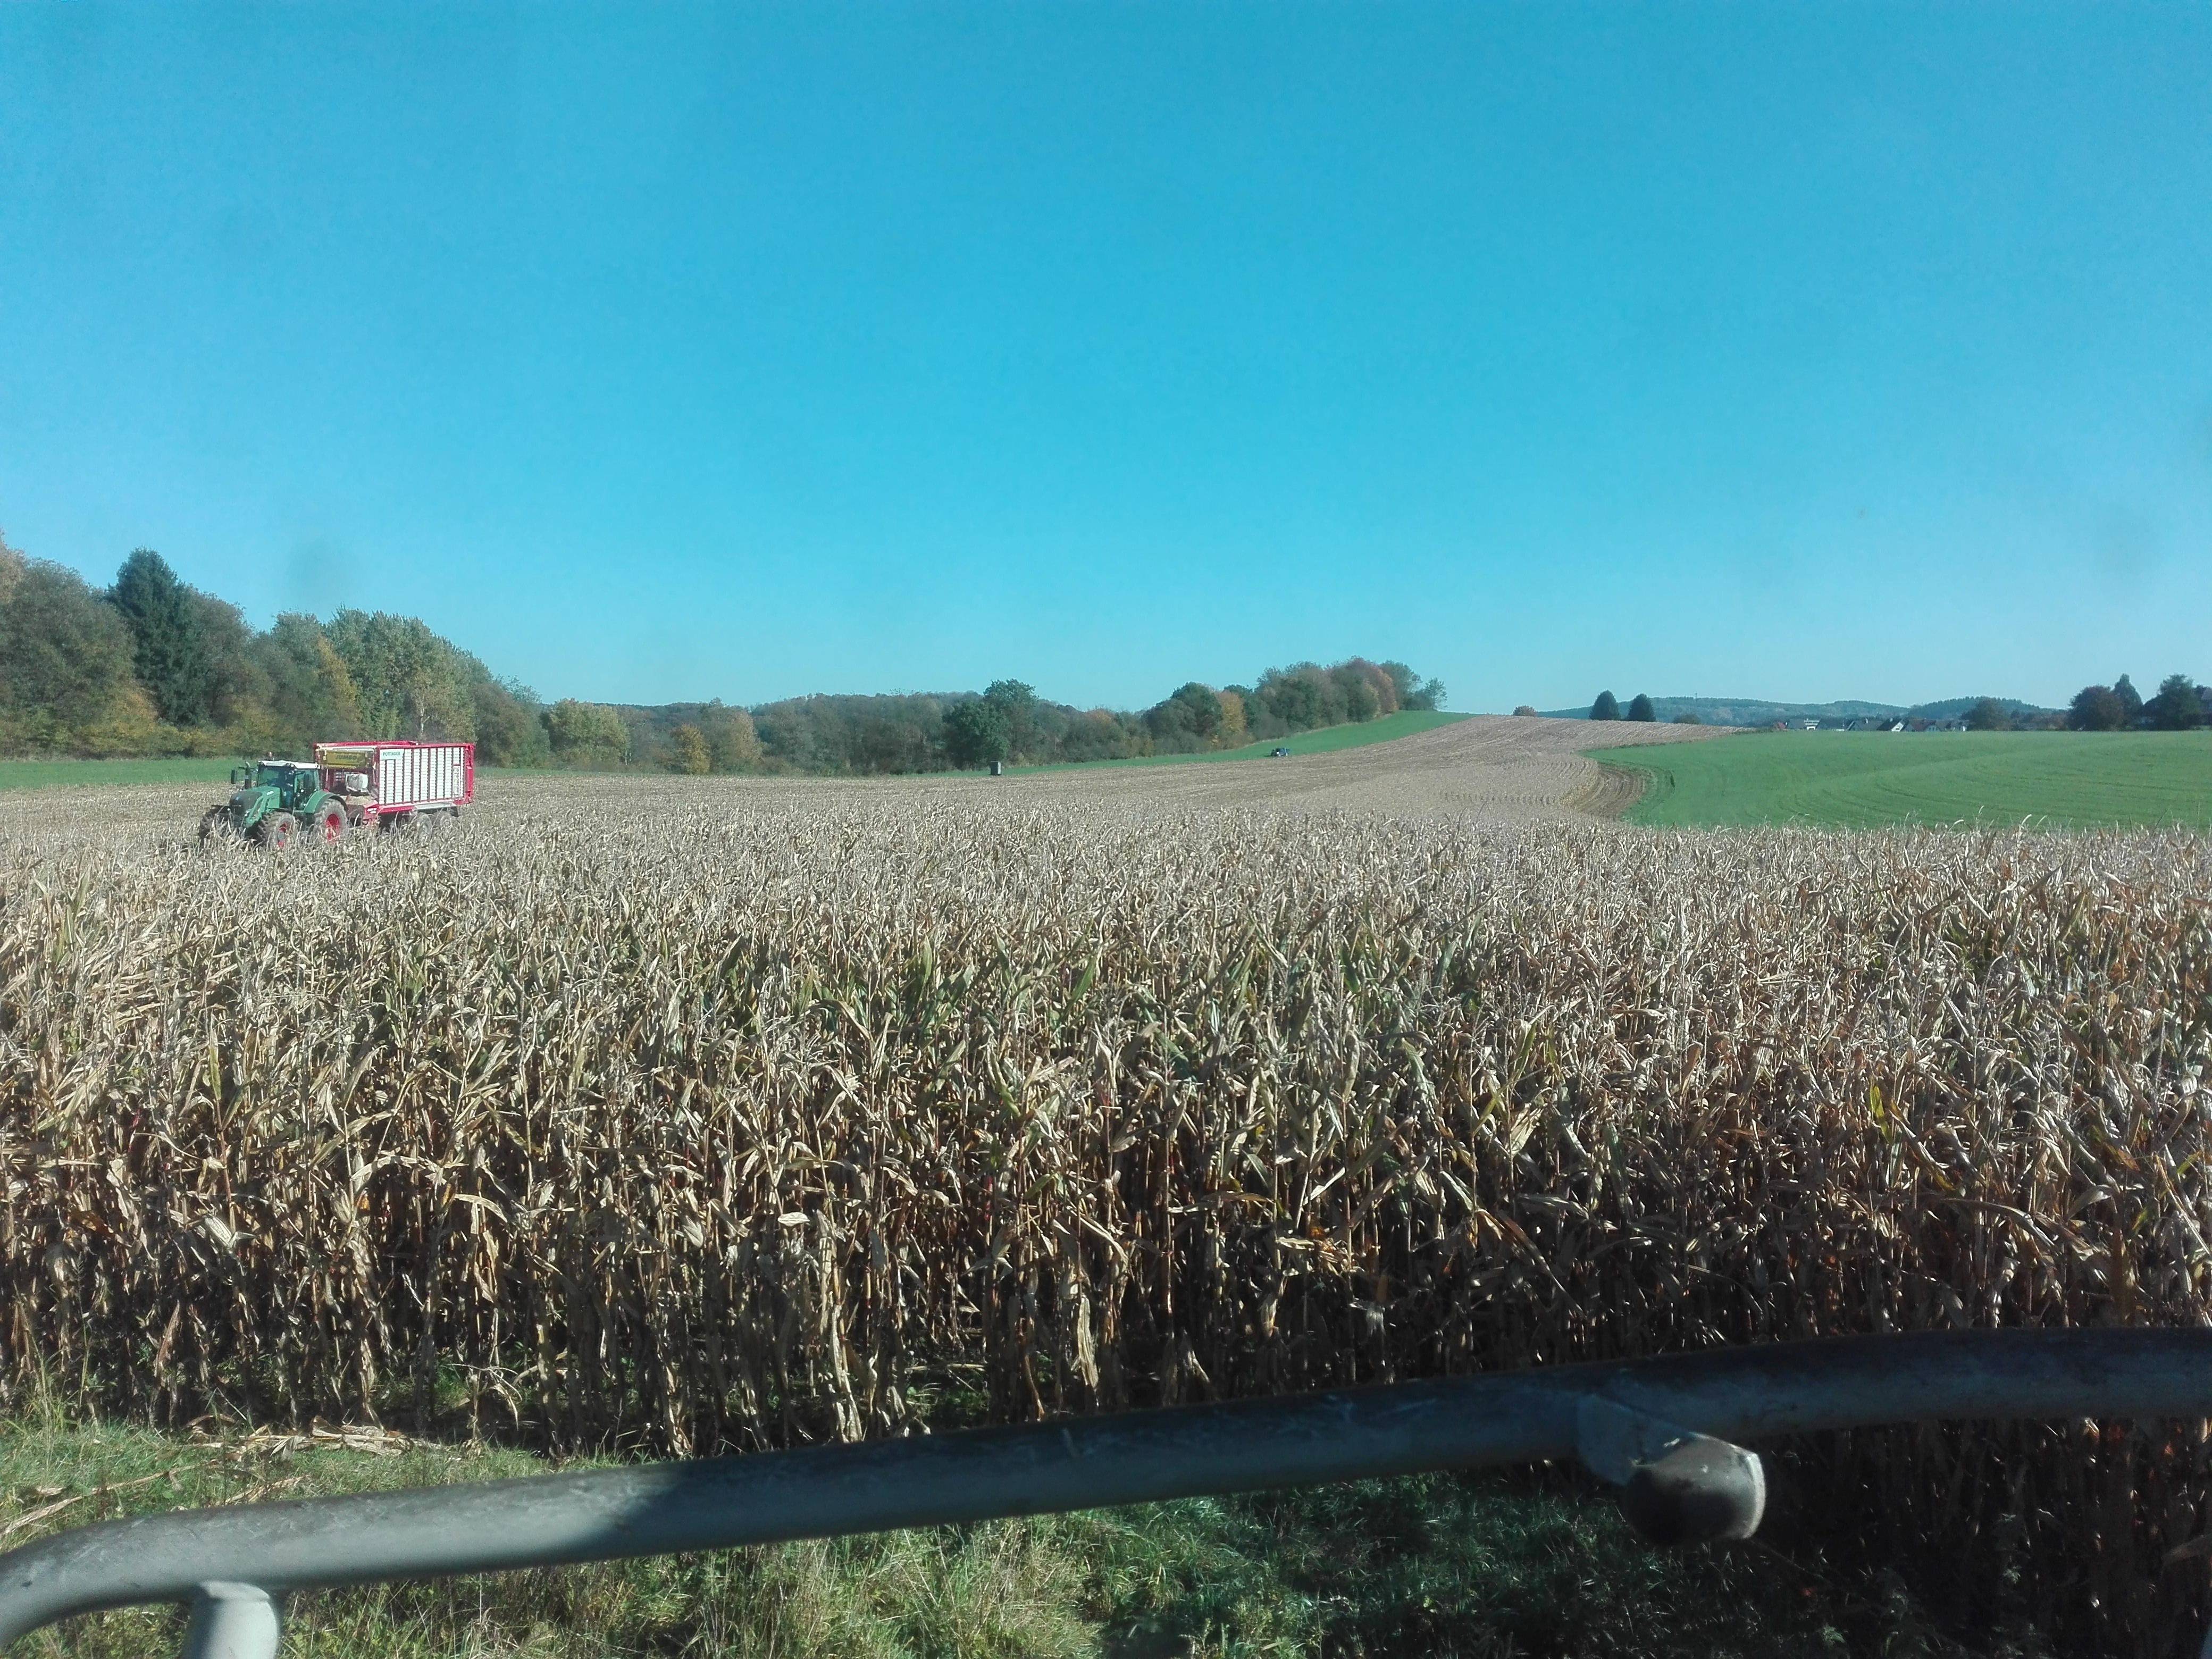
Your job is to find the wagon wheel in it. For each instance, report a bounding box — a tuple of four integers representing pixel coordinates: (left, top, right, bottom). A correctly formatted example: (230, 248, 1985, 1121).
(255, 811, 298, 851)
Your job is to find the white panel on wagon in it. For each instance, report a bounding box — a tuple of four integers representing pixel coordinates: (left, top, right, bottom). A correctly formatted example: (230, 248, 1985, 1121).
(314, 741, 475, 823)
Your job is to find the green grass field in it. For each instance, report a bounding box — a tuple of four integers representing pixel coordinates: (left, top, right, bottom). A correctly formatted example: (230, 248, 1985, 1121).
(1015, 709, 1470, 773)
(0, 1413, 1964, 1658)
(0, 757, 241, 792)
(1595, 730, 2212, 830)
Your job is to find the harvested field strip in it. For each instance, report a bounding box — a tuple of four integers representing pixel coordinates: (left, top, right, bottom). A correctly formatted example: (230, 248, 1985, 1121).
(1012, 709, 1471, 770)
(1001, 712, 1725, 818)
(2, 781, 2209, 1648)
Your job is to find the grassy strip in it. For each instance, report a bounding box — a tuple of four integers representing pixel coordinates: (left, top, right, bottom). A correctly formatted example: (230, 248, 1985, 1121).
(0, 1416, 1969, 1657)
(1011, 710, 1470, 774)
(1590, 730, 2212, 830)
(0, 758, 241, 792)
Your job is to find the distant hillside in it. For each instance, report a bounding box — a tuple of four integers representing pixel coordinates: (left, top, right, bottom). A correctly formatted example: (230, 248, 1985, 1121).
(604, 657, 1447, 775)
(1538, 695, 2060, 725)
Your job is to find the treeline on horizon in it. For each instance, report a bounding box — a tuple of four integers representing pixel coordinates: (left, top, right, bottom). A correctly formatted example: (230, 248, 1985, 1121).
(674, 655, 1443, 775)
(0, 535, 1443, 774)
(2061, 673, 2211, 731)
(1553, 676, 2211, 733)
(0, 540, 547, 764)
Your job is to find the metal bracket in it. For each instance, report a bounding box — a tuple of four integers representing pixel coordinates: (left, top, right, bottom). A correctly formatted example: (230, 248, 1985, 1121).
(182, 1582, 283, 1659)
(1577, 1395, 1766, 1546)
(2, 1333, 2205, 1654)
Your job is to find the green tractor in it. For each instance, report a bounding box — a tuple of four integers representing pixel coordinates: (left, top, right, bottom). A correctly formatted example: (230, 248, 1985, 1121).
(199, 759, 349, 850)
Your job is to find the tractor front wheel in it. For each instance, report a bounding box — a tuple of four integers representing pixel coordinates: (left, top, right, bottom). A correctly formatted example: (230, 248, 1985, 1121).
(197, 808, 238, 847)
(255, 811, 298, 851)
(312, 803, 346, 847)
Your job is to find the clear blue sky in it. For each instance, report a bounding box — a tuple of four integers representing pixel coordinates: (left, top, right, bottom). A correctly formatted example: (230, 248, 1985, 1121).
(3, 3, 2208, 714)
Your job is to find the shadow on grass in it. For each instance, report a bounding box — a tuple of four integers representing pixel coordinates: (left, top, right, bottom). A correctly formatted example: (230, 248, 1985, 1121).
(1, 1415, 1988, 1658)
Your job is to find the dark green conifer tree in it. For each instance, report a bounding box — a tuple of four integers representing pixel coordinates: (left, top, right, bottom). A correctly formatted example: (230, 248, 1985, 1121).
(1590, 690, 1620, 721)
(109, 549, 213, 724)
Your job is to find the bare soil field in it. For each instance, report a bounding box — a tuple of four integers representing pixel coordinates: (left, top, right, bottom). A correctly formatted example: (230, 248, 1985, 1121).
(993, 713, 1730, 818)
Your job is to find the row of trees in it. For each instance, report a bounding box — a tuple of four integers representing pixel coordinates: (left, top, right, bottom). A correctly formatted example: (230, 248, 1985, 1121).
(0, 539, 778, 774)
(1965, 677, 2211, 733)
(2066, 674, 2208, 732)
(661, 657, 1444, 775)
(0, 540, 548, 763)
(0, 535, 1443, 775)
(1588, 691, 1661, 723)
(931, 658, 1443, 772)
(1579, 682, 2209, 734)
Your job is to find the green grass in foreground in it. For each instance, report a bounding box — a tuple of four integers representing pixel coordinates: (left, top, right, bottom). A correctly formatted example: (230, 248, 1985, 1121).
(0, 757, 241, 792)
(1014, 710, 1471, 774)
(0, 1415, 1974, 1657)
(1594, 730, 2212, 831)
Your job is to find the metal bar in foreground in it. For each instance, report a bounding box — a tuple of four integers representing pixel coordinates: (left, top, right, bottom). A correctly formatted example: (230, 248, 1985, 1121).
(2, 1329, 2208, 1655)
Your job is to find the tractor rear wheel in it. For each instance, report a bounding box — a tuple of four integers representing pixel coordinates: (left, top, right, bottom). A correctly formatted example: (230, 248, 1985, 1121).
(312, 803, 346, 847)
(255, 811, 298, 851)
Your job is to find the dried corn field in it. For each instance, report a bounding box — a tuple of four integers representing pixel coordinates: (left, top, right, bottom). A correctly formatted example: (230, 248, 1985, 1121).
(3, 768, 2211, 1649)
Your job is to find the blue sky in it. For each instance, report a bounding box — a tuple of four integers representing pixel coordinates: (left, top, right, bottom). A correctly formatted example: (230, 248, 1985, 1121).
(3, 3, 2208, 714)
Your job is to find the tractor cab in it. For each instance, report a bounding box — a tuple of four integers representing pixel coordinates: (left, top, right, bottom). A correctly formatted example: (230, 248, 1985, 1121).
(230, 760, 322, 813)
(207, 758, 346, 847)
